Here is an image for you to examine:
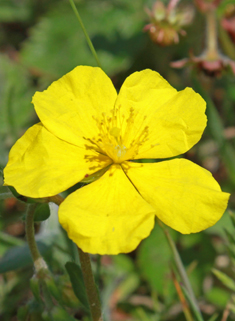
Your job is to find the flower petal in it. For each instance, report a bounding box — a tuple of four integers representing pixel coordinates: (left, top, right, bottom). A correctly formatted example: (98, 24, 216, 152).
(33, 66, 117, 146)
(115, 69, 206, 159)
(59, 164, 155, 254)
(4, 123, 112, 198)
(124, 159, 230, 233)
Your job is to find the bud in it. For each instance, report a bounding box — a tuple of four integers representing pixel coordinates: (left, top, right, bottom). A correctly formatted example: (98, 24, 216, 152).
(171, 5, 235, 77)
(171, 52, 235, 77)
(144, 0, 194, 46)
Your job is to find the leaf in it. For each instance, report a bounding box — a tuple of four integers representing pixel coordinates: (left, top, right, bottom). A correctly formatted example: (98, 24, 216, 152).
(0, 0, 31, 22)
(212, 268, 235, 292)
(224, 228, 235, 244)
(20, 0, 147, 80)
(65, 262, 90, 312)
(0, 231, 24, 247)
(137, 223, 177, 296)
(0, 54, 35, 167)
(34, 203, 50, 222)
(0, 241, 51, 273)
(207, 314, 219, 321)
(0, 54, 35, 137)
(206, 287, 230, 308)
(48, 306, 78, 321)
(0, 203, 60, 273)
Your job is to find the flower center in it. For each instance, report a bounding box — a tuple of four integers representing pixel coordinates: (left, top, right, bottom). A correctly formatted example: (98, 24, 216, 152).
(83, 106, 150, 163)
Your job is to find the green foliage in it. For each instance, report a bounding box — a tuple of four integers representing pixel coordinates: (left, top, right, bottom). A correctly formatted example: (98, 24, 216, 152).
(0, 54, 35, 167)
(0, 0, 31, 22)
(0, 241, 51, 273)
(21, 0, 147, 82)
(65, 262, 90, 312)
(206, 287, 230, 308)
(137, 223, 177, 297)
(33, 204, 51, 222)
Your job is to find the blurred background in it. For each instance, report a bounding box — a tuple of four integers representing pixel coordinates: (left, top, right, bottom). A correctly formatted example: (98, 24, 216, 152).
(0, 0, 235, 320)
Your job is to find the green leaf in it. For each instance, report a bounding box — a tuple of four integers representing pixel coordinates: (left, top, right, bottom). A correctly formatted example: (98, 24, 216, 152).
(0, 54, 35, 166)
(207, 314, 219, 321)
(226, 243, 235, 260)
(65, 262, 90, 312)
(21, 0, 146, 80)
(0, 54, 35, 136)
(46, 306, 77, 321)
(0, 203, 60, 272)
(137, 223, 177, 296)
(206, 287, 230, 308)
(17, 305, 29, 321)
(224, 228, 235, 244)
(45, 276, 62, 303)
(0, 0, 31, 22)
(0, 231, 25, 257)
(34, 203, 50, 222)
(212, 268, 235, 292)
(0, 241, 51, 273)
(30, 277, 42, 302)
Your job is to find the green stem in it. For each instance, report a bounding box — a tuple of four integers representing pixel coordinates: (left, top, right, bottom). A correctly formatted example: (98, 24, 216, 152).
(48, 194, 65, 206)
(205, 10, 219, 59)
(157, 220, 202, 317)
(51, 195, 102, 321)
(25, 204, 48, 272)
(69, 0, 102, 69)
(78, 247, 103, 321)
(182, 287, 204, 321)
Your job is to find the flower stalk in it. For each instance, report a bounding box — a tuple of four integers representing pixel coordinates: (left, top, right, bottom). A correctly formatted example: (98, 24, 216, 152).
(157, 219, 202, 317)
(51, 195, 102, 321)
(25, 204, 48, 273)
(68, 0, 102, 69)
(78, 247, 103, 321)
(205, 9, 219, 59)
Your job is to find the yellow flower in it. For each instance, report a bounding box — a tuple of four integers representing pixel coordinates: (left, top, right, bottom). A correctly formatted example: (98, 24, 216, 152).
(4, 66, 229, 255)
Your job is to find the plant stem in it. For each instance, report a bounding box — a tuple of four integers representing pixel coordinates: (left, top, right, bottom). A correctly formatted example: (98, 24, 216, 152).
(50, 194, 102, 320)
(48, 194, 64, 206)
(68, 0, 102, 69)
(157, 219, 202, 317)
(25, 204, 48, 272)
(78, 247, 103, 321)
(171, 269, 194, 321)
(205, 9, 219, 59)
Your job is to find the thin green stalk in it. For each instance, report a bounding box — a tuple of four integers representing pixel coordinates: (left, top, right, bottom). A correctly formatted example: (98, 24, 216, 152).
(78, 247, 103, 321)
(25, 204, 48, 273)
(69, 0, 102, 68)
(171, 268, 194, 321)
(205, 10, 218, 58)
(182, 287, 204, 321)
(51, 195, 102, 321)
(157, 219, 202, 317)
(49, 194, 65, 206)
